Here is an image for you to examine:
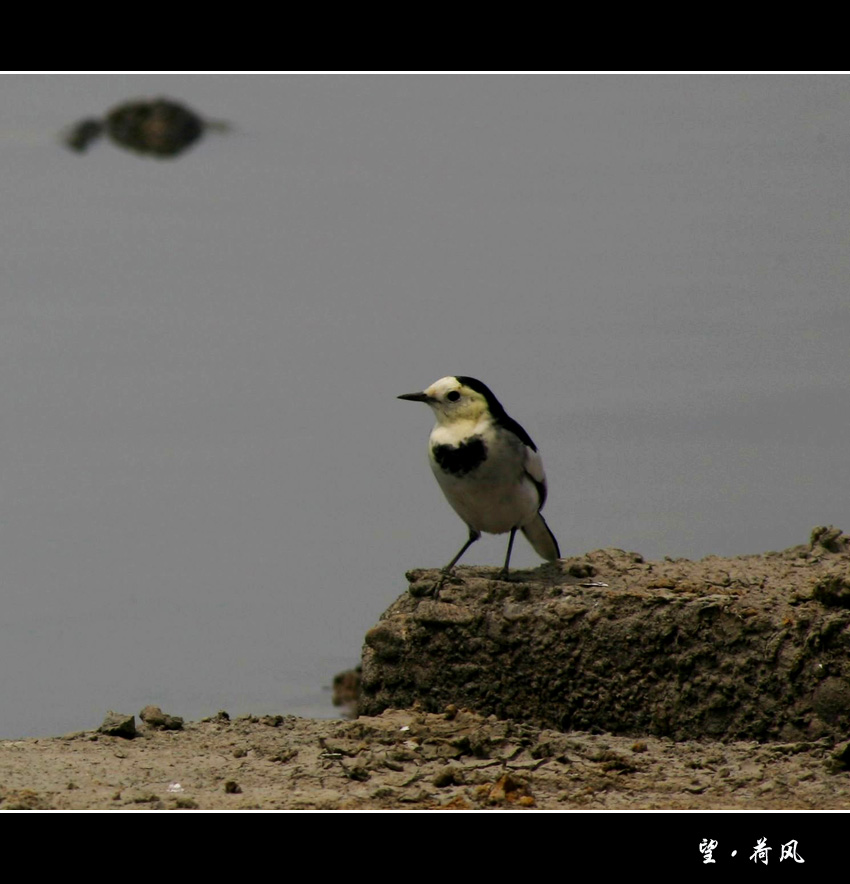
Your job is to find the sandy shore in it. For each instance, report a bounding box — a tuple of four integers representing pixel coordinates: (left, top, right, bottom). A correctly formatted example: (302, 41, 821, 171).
(3, 529, 850, 811)
(2, 705, 849, 810)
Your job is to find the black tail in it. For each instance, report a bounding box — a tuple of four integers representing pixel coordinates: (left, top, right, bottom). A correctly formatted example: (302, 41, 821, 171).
(521, 512, 560, 561)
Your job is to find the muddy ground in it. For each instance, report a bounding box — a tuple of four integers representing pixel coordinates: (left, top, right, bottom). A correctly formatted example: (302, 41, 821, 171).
(1, 706, 849, 810)
(2, 529, 849, 811)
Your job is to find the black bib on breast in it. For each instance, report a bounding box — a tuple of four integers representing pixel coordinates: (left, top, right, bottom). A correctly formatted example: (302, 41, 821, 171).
(432, 436, 488, 477)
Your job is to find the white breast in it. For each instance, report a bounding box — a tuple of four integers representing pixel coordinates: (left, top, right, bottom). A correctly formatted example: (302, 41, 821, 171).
(428, 421, 541, 536)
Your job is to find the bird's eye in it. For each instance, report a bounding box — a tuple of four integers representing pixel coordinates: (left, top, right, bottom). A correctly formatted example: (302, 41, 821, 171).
(446, 391, 461, 402)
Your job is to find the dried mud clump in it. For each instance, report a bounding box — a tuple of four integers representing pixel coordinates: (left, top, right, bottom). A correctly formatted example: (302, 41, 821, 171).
(360, 529, 850, 743)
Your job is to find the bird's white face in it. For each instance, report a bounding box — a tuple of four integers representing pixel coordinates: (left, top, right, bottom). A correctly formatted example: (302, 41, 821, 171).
(420, 377, 490, 425)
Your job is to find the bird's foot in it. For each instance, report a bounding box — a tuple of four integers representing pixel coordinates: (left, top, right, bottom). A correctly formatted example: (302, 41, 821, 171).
(408, 570, 450, 599)
(431, 570, 453, 599)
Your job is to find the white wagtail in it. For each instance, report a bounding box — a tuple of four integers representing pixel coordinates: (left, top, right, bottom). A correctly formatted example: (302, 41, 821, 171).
(398, 376, 560, 583)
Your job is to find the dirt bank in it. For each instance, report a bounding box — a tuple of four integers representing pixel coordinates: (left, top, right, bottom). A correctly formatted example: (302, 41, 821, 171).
(2, 529, 849, 811)
(2, 706, 849, 810)
(362, 529, 850, 742)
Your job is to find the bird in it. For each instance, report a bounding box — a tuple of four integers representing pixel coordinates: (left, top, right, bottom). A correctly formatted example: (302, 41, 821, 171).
(398, 376, 560, 586)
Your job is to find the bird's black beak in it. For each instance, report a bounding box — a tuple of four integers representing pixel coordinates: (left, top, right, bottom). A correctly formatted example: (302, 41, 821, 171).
(398, 392, 430, 403)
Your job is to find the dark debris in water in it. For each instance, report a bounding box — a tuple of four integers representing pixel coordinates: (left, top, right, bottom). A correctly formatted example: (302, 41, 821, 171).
(63, 98, 228, 158)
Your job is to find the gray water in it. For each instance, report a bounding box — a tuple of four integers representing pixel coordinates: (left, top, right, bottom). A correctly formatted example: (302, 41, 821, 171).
(1, 74, 847, 738)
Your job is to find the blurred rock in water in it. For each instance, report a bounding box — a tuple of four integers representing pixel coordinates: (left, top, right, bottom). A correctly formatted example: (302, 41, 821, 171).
(63, 98, 229, 158)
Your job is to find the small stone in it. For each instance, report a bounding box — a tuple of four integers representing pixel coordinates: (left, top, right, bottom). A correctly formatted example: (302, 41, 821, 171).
(810, 525, 846, 553)
(827, 742, 850, 773)
(345, 766, 370, 782)
(63, 98, 229, 159)
(487, 773, 532, 804)
(433, 766, 461, 788)
(812, 574, 850, 608)
(648, 578, 677, 589)
(63, 119, 103, 152)
(139, 705, 184, 731)
(333, 668, 361, 709)
(98, 711, 136, 739)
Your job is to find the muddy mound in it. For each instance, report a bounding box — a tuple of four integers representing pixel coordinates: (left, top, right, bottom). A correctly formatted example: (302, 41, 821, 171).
(360, 528, 850, 742)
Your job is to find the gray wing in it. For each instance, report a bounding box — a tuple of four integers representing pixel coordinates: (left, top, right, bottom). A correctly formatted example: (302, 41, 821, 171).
(523, 446, 548, 510)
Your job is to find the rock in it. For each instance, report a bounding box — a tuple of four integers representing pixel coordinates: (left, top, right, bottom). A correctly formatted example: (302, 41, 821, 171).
(139, 705, 184, 731)
(484, 773, 534, 806)
(812, 572, 850, 608)
(106, 99, 203, 156)
(63, 119, 103, 152)
(62, 98, 228, 158)
(810, 525, 847, 553)
(361, 535, 850, 742)
(433, 765, 462, 787)
(332, 667, 361, 713)
(98, 711, 136, 739)
(827, 741, 850, 773)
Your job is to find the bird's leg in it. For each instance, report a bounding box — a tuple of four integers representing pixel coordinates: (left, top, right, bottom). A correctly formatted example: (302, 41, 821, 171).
(497, 528, 518, 580)
(444, 526, 481, 573)
(432, 527, 481, 597)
